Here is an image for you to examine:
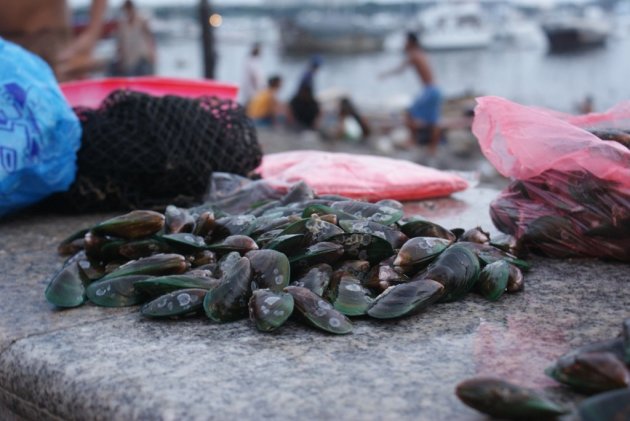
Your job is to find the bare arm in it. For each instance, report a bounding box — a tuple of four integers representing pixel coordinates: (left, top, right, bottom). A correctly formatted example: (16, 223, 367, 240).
(58, 0, 107, 61)
(378, 58, 409, 79)
(142, 18, 156, 63)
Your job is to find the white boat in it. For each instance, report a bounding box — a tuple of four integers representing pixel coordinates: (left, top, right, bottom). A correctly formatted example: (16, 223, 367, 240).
(417, 3, 494, 51)
(542, 6, 611, 53)
(279, 12, 388, 54)
(491, 5, 546, 49)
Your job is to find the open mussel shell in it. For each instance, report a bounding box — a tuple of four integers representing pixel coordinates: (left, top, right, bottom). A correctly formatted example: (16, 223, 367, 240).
(333, 260, 371, 280)
(45, 261, 88, 308)
(476, 260, 510, 301)
(459, 226, 490, 244)
(91, 210, 165, 240)
(192, 211, 215, 237)
(329, 276, 374, 316)
(207, 235, 259, 255)
(134, 275, 221, 298)
(290, 264, 332, 296)
(331, 200, 403, 225)
(393, 237, 451, 271)
(364, 258, 406, 291)
(57, 228, 89, 256)
(141, 288, 207, 318)
(328, 233, 394, 265)
(545, 351, 630, 394)
(279, 217, 344, 245)
(285, 286, 352, 334)
(421, 244, 480, 303)
(165, 205, 195, 234)
(203, 256, 253, 322)
(86, 275, 152, 307)
(100, 253, 188, 281)
(490, 233, 521, 256)
(190, 250, 217, 268)
(83, 232, 109, 262)
(248, 289, 294, 332)
(507, 264, 524, 293)
(577, 388, 630, 421)
(289, 241, 345, 272)
(455, 377, 568, 420)
(338, 219, 408, 249)
(399, 219, 456, 242)
(367, 279, 443, 319)
(245, 249, 290, 292)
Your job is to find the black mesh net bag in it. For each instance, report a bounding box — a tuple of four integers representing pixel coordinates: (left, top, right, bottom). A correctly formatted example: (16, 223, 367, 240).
(46, 90, 262, 212)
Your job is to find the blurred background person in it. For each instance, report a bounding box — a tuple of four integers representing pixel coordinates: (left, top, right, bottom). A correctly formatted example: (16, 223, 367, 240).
(111, 0, 156, 76)
(240, 42, 264, 106)
(0, 0, 107, 81)
(381, 32, 442, 155)
(297, 55, 322, 92)
(334, 97, 371, 142)
(246, 75, 285, 128)
(289, 84, 320, 131)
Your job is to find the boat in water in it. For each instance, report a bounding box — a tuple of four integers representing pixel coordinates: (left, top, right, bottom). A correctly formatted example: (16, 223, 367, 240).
(417, 2, 494, 51)
(542, 6, 610, 53)
(279, 12, 389, 54)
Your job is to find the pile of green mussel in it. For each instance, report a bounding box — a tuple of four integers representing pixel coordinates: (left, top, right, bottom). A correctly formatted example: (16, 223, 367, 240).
(46, 183, 530, 335)
(455, 318, 630, 420)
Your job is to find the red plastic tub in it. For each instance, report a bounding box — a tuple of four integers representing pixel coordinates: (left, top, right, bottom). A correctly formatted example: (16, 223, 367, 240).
(59, 77, 239, 108)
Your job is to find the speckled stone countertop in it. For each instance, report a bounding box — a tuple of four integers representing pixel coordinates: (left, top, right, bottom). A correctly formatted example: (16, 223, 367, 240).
(0, 188, 628, 420)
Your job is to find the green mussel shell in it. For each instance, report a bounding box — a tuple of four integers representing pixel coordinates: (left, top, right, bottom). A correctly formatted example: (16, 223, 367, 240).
(367, 279, 444, 319)
(45, 261, 88, 308)
(248, 289, 294, 332)
(86, 275, 152, 307)
(203, 256, 253, 322)
(246, 249, 290, 292)
(91, 210, 165, 239)
(141, 288, 207, 318)
(134, 275, 221, 298)
(285, 286, 352, 334)
(577, 388, 630, 421)
(100, 253, 188, 281)
(476, 260, 510, 301)
(455, 377, 568, 420)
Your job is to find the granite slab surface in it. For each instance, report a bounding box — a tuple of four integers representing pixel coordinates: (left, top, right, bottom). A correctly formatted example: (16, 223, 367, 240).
(0, 188, 628, 420)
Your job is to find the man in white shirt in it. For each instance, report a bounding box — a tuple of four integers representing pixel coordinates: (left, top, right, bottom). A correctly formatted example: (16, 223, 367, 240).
(240, 43, 264, 106)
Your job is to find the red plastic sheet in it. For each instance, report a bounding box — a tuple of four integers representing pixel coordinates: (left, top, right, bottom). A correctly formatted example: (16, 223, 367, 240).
(256, 150, 468, 201)
(473, 96, 630, 260)
(60, 77, 238, 108)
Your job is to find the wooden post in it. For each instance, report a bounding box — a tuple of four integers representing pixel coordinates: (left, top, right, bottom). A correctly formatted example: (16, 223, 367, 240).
(199, 0, 216, 79)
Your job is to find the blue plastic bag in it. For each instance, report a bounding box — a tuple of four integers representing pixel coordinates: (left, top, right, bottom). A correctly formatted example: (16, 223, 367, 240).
(0, 38, 81, 217)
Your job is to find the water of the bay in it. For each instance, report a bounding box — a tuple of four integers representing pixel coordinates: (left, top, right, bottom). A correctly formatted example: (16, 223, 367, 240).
(152, 16, 630, 113)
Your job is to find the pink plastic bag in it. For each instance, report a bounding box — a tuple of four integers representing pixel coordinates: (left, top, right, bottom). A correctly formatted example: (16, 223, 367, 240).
(256, 150, 468, 201)
(473, 96, 630, 260)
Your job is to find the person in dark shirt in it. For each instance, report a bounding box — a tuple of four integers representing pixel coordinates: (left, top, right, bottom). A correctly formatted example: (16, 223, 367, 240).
(289, 84, 320, 130)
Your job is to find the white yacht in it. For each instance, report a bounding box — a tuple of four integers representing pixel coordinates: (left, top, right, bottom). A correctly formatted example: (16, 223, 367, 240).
(417, 2, 494, 51)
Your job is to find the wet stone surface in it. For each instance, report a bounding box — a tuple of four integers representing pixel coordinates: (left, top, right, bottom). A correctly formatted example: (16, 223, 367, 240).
(0, 188, 628, 420)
